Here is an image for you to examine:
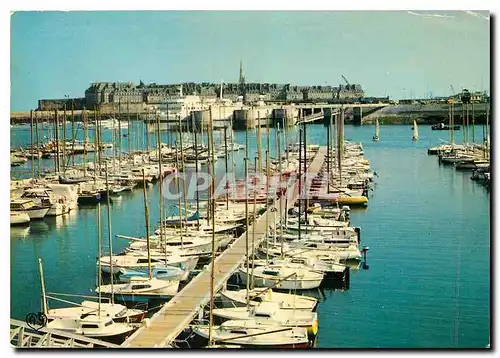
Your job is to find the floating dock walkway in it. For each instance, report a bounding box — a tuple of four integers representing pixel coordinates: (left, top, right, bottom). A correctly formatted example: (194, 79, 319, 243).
(121, 147, 327, 347)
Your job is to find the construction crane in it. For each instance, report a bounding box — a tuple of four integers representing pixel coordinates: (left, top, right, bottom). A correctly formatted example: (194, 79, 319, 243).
(448, 84, 456, 104)
(341, 75, 350, 87)
(449, 84, 456, 96)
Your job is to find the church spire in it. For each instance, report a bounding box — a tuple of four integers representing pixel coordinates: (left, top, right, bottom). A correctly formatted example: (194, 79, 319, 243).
(239, 60, 245, 84)
(238, 60, 246, 102)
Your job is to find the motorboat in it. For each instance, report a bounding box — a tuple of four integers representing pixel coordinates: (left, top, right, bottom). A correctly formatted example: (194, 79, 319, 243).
(10, 199, 50, 220)
(10, 211, 30, 226)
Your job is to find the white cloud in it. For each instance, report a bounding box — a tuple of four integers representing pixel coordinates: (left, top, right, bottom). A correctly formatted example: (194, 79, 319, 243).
(463, 10, 490, 21)
(407, 11, 455, 18)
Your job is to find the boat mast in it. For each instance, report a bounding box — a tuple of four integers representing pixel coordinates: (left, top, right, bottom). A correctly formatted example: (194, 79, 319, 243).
(192, 112, 200, 228)
(97, 108, 102, 173)
(38, 258, 48, 315)
(62, 102, 66, 174)
(54, 109, 59, 174)
(118, 100, 122, 168)
(105, 162, 114, 303)
(257, 112, 262, 172)
(208, 112, 217, 347)
(471, 102, 475, 145)
(251, 156, 257, 287)
(83, 108, 88, 178)
(156, 110, 166, 264)
(326, 111, 330, 194)
(298, 127, 302, 242)
(127, 100, 131, 155)
(97, 202, 102, 318)
(71, 101, 75, 167)
(244, 116, 250, 308)
(35, 111, 41, 178)
(30, 110, 34, 182)
(303, 121, 308, 227)
(175, 129, 184, 248)
(265, 112, 270, 257)
(142, 169, 152, 280)
(277, 123, 283, 258)
(224, 125, 229, 210)
(93, 110, 98, 183)
(180, 114, 189, 231)
(338, 107, 344, 187)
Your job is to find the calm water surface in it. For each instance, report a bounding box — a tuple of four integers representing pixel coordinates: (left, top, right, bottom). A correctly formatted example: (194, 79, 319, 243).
(10, 122, 490, 348)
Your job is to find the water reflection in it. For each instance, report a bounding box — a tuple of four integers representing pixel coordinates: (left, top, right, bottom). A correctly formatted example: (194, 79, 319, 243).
(10, 226, 30, 239)
(27, 220, 50, 234)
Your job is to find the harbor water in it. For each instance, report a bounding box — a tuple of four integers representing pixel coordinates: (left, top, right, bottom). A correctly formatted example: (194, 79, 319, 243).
(10, 123, 490, 348)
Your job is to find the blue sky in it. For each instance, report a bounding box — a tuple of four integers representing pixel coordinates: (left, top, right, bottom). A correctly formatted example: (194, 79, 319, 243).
(10, 10, 490, 111)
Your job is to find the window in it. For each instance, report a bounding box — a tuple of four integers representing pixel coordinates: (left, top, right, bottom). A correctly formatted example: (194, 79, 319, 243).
(230, 329, 247, 334)
(131, 284, 151, 290)
(262, 270, 279, 276)
(254, 313, 271, 318)
(104, 320, 113, 327)
(82, 324, 99, 329)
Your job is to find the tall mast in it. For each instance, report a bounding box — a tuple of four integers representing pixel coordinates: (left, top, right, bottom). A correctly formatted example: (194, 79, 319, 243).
(298, 127, 302, 241)
(277, 123, 283, 256)
(192, 112, 200, 228)
(224, 125, 229, 210)
(179, 115, 189, 230)
(303, 122, 308, 226)
(54, 109, 60, 173)
(93, 110, 98, 183)
(251, 156, 257, 286)
(245, 115, 250, 308)
(97, 202, 102, 317)
(175, 130, 184, 248)
(142, 169, 152, 279)
(208, 114, 217, 347)
(265, 112, 270, 257)
(118, 99, 122, 168)
(127, 101, 131, 154)
(327, 110, 331, 194)
(30, 110, 34, 181)
(471, 102, 475, 145)
(71, 101, 75, 166)
(105, 162, 114, 303)
(35, 110, 40, 178)
(156, 110, 166, 263)
(62, 102, 66, 173)
(83, 108, 88, 178)
(257, 112, 262, 172)
(38, 258, 48, 315)
(97, 108, 102, 173)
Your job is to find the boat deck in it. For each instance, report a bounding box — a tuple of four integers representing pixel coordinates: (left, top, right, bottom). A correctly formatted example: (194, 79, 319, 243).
(122, 147, 327, 348)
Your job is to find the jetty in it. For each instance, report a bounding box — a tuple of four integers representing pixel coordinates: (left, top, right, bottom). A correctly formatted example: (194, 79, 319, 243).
(121, 147, 327, 347)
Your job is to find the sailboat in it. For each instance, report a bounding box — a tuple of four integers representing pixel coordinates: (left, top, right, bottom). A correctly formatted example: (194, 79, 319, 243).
(192, 320, 310, 348)
(211, 302, 319, 339)
(412, 120, 419, 141)
(218, 287, 318, 311)
(372, 119, 380, 142)
(37, 258, 138, 343)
